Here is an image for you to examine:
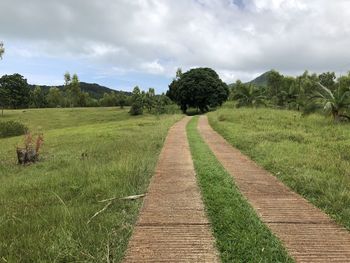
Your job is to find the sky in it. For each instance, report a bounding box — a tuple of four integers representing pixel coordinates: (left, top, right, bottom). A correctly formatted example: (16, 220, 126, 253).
(1, 0, 350, 93)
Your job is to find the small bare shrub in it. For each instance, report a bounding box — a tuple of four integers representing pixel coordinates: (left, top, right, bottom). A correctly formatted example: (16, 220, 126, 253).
(16, 133, 44, 165)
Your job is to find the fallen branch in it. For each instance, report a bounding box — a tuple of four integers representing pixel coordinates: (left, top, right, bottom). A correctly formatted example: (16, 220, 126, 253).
(98, 194, 145, 203)
(87, 201, 112, 225)
(87, 194, 146, 224)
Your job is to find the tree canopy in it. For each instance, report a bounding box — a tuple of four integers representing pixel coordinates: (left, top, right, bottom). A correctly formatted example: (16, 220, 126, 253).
(129, 86, 143, 115)
(0, 74, 30, 109)
(167, 67, 229, 113)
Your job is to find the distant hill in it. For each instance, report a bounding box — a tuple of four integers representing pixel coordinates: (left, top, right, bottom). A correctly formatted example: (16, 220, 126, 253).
(29, 82, 131, 99)
(229, 71, 271, 88)
(246, 71, 270, 86)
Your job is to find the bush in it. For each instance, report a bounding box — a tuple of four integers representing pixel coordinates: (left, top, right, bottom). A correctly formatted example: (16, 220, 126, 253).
(129, 86, 143, 116)
(0, 121, 28, 138)
(129, 101, 143, 115)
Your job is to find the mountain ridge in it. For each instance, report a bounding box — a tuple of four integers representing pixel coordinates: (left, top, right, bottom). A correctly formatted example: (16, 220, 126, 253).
(245, 71, 270, 86)
(229, 70, 271, 87)
(29, 82, 131, 99)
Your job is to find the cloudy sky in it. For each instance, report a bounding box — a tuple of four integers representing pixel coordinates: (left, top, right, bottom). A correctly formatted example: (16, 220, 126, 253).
(1, 0, 350, 93)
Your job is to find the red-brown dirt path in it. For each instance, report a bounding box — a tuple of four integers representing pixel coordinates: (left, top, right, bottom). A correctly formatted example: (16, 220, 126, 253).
(123, 117, 219, 262)
(198, 115, 350, 263)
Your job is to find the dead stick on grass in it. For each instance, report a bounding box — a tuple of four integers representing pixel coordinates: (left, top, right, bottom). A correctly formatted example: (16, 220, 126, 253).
(87, 201, 112, 224)
(106, 240, 110, 263)
(98, 194, 145, 203)
(87, 194, 146, 224)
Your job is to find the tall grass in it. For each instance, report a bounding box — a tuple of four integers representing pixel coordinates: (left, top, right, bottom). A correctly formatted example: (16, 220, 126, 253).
(0, 107, 181, 262)
(209, 107, 350, 230)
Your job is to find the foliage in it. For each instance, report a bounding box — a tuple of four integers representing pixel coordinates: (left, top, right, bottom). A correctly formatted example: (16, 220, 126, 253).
(266, 70, 285, 106)
(118, 93, 127, 109)
(0, 71, 133, 110)
(0, 107, 181, 261)
(338, 72, 350, 91)
(64, 72, 82, 107)
(100, 92, 118, 107)
(229, 69, 350, 121)
(144, 88, 155, 112)
(318, 72, 336, 90)
(0, 74, 30, 111)
(129, 86, 143, 115)
(209, 107, 350, 230)
(30, 86, 48, 108)
(232, 83, 266, 108)
(46, 87, 62, 107)
(30, 82, 131, 100)
(167, 67, 229, 113)
(187, 117, 293, 262)
(152, 95, 172, 114)
(304, 83, 350, 121)
(0, 120, 28, 138)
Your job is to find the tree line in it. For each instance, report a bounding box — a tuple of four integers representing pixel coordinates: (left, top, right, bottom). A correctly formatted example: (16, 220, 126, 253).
(128, 86, 175, 115)
(230, 70, 350, 121)
(0, 72, 176, 116)
(0, 72, 132, 113)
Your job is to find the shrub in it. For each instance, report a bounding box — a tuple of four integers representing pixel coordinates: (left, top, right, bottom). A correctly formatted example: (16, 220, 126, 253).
(0, 121, 28, 138)
(16, 133, 44, 165)
(129, 100, 143, 115)
(129, 86, 143, 116)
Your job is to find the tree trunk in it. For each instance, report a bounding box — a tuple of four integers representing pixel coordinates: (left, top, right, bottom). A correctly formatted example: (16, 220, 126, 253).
(332, 108, 339, 122)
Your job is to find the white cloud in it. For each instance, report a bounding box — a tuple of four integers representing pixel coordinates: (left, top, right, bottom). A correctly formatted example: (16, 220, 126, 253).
(1, 0, 350, 84)
(141, 60, 165, 74)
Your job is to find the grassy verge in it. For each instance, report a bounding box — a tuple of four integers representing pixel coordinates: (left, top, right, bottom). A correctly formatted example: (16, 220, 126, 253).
(0, 107, 181, 262)
(208, 107, 350, 230)
(187, 116, 293, 263)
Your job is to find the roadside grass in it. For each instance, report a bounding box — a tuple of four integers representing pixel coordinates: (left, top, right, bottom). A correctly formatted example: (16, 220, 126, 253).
(0, 107, 130, 132)
(0, 107, 181, 262)
(187, 117, 293, 263)
(208, 107, 350, 230)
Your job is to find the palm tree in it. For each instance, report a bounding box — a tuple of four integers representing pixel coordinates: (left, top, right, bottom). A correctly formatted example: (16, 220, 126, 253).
(233, 84, 266, 108)
(304, 83, 350, 121)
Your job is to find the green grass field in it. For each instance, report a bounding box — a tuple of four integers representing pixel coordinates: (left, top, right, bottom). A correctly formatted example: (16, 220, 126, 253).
(187, 117, 293, 262)
(0, 107, 181, 262)
(208, 106, 350, 230)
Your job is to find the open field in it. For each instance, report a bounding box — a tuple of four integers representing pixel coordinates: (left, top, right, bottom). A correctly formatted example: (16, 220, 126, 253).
(0, 107, 181, 262)
(187, 117, 293, 262)
(208, 106, 350, 230)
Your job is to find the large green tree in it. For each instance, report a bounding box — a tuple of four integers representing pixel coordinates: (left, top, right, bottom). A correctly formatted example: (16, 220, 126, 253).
(0, 74, 30, 112)
(167, 67, 229, 113)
